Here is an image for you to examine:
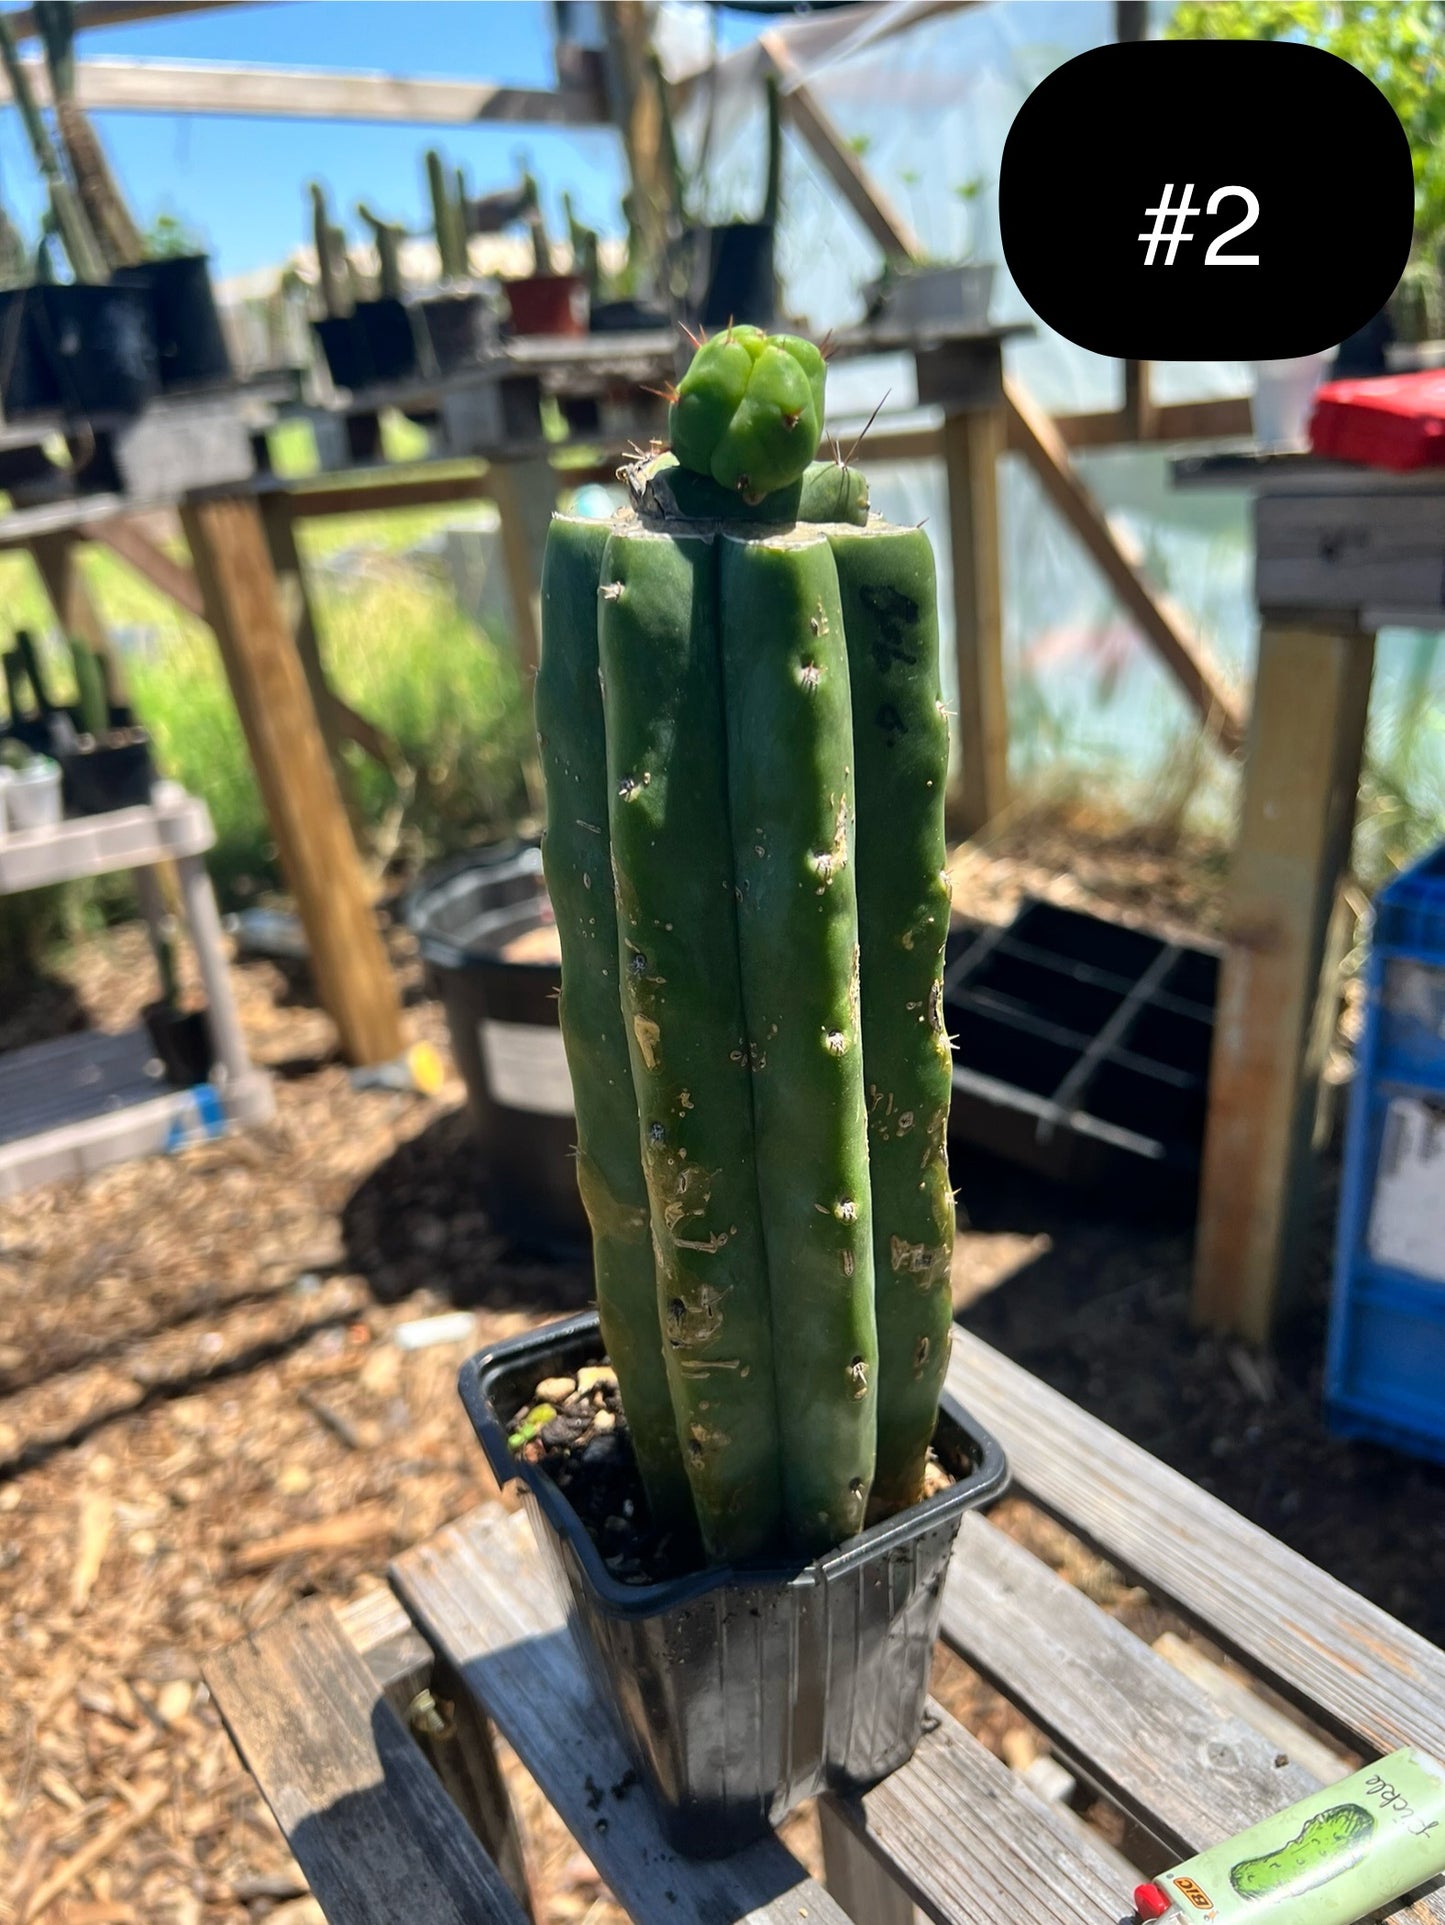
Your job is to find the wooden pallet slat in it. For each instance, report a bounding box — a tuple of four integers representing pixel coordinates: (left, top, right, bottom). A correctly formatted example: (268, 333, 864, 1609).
(205, 1598, 527, 1925)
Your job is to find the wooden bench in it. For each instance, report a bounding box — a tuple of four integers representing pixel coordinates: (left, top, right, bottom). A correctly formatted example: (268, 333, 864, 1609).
(206, 1331, 1445, 1925)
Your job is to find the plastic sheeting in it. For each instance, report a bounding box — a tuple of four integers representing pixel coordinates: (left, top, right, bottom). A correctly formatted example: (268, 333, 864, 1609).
(668, 1, 1445, 845)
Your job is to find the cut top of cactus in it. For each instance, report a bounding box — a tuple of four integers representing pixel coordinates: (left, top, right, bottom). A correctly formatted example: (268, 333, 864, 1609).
(669, 327, 827, 505)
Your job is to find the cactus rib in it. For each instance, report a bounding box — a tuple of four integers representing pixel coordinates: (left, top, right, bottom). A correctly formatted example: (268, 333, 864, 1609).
(598, 523, 785, 1563)
(719, 529, 877, 1553)
(537, 518, 695, 1538)
(830, 526, 954, 1518)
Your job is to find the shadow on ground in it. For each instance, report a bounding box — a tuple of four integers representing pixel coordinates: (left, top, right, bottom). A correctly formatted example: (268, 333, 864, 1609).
(952, 1144, 1445, 1645)
(0, 968, 89, 1055)
(342, 1108, 594, 1315)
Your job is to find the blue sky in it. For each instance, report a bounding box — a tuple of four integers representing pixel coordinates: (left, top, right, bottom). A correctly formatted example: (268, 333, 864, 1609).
(0, 2, 758, 280)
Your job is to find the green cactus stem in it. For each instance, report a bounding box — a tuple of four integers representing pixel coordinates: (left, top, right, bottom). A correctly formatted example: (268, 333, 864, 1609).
(599, 525, 785, 1563)
(521, 169, 555, 278)
(830, 526, 954, 1518)
(425, 149, 468, 282)
(14, 631, 54, 719)
(0, 9, 106, 285)
(68, 635, 108, 738)
(669, 327, 826, 503)
(562, 191, 600, 298)
(626, 449, 868, 528)
(309, 182, 349, 318)
(357, 204, 405, 301)
(719, 528, 877, 1553)
(536, 518, 697, 1541)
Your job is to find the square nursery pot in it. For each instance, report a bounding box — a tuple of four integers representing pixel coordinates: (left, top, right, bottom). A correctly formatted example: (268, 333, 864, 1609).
(0, 287, 61, 418)
(419, 291, 499, 375)
(503, 274, 588, 338)
(868, 262, 995, 332)
(142, 1002, 215, 1087)
(25, 282, 160, 417)
(311, 313, 371, 393)
(351, 296, 427, 386)
(461, 1310, 1008, 1857)
(60, 728, 156, 816)
(113, 254, 233, 391)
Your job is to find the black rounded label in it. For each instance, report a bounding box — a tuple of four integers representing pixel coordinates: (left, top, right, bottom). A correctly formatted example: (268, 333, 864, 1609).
(999, 39, 1414, 360)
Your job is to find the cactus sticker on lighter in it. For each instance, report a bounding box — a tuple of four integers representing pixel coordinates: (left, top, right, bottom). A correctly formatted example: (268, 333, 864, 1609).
(1133, 1749, 1445, 1924)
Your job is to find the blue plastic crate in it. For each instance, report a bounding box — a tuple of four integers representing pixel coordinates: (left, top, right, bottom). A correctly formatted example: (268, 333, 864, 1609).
(1326, 839, 1445, 1464)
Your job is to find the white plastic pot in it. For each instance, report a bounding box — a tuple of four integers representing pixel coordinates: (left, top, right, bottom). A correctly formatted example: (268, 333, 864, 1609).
(6, 758, 63, 832)
(1251, 351, 1336, 451)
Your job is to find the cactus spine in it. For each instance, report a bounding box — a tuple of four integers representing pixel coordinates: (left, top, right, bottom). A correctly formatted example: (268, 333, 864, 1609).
(539, 330, 956, 1566)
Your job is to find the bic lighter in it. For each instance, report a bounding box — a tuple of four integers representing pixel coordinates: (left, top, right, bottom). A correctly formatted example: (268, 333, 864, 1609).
(1134, 1748, 1445, 1924)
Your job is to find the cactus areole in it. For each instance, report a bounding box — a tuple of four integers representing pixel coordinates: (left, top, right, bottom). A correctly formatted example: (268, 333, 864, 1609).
(538, 328, 955, 1568)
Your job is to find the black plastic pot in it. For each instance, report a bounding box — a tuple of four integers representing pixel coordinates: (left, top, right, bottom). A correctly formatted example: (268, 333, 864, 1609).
(687, 222, 776, 330)
(352, 297, 424, 386)
(589, 298, 670, 334)
(419, 292, 497, 374)
(312, 313, 370, 393)
(406, 846, 586, 1253)
(60, 729, 155, 816)
(462, 1311, 1009, 1858)
(142, 1002, 215, 1087)
(0, 287, 60, 417)
(113, 254, 232, 391)
(25, 283, 159, 417)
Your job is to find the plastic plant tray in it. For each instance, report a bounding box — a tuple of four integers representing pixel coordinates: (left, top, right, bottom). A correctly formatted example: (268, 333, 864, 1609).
(942, 898, 1220, 1193)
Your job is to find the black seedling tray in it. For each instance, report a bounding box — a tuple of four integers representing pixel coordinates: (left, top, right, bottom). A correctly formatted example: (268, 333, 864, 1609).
(943, 898, 1220, 1198)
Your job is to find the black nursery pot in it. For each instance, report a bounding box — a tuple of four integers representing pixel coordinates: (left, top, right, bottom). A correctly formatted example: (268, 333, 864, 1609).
(311, 313, 371, 393)
(461, 1311, 1009, 1858)
(691, 222, 777, 330)
(60, 729, 156, 816)
(419, 291, 497, 375)
(114, 254, 232, 391)
(27, 282, 159, 416)
(0, 287, 60, 417)
(142, 1003, 215, 1088)
(352, 297, 424, 386)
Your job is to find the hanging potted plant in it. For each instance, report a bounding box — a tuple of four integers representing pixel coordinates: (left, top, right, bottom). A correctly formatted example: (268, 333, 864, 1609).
(461, 328, 1007, 1857)
(56, 635, 155, 815)
(0, 5, 157, 419)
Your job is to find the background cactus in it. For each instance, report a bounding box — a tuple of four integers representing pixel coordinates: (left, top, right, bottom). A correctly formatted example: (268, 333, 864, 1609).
(356, 204, 405, 301)
(539, 330, 955, 1564)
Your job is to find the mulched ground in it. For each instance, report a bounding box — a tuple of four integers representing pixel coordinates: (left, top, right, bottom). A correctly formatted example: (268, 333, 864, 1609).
(0, 806, 1435, 1922)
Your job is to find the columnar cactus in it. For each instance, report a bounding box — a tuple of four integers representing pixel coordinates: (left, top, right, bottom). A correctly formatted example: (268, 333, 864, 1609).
(539, 329, 955, 1563)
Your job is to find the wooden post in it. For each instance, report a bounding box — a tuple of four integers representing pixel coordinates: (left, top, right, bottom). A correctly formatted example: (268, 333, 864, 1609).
(1193, 619, 1375, 1342)
(489, 456, 554, 684)
(30, 529, 130, 701)
(179, 493, 404, 1067)
(819, 1800, 919, 1925)
(941, 404, 1009, 838)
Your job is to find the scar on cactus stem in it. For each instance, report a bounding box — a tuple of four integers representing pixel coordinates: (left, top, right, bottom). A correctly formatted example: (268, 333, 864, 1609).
(668, 326, 826, 504)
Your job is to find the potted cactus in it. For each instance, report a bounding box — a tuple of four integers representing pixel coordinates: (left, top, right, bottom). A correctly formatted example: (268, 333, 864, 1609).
(349, 199, 426, 385)
(461, 327, 1007, 1856)
(307, 181, 369, 392)
(502, 166, 588, 338)
(415, 149, 499, 375)
(56, 634, 155, 815)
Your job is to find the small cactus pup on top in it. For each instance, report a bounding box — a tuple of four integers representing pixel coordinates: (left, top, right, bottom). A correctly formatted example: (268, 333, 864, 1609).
(537, 325, 957, 1566)
(668, 326, 826, 502)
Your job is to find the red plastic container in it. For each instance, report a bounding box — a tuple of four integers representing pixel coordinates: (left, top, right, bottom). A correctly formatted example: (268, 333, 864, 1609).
(503, 273, 588, 338)
(1309, 370, 1445, 471)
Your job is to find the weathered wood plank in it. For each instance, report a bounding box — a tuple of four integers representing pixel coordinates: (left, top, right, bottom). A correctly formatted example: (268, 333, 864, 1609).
(942, 403, 1010, 838)
(818, 1800, 918, 1925)
(205, 1598, 527, 1925)
(948, 1331, 1445, 1767)
(943, 1513, 1322, 1851)
(1193, 619, 1374, 1337)
(392, 1506, 849, 1925)
(829, 1703, 1128, 1925)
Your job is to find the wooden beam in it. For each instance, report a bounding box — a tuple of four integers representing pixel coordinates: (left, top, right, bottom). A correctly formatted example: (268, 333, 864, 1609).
(488, 458, 555, 684)
(1055, 395, 1253, 449)
(942, 407, 1009, 837)
(179, 493, 404, 1067)
(759, 29, 920, 262)
(5, 1, 250, 42)
(1004, 377, 1247, 753)
(1193, 619, 1374, 1342)
(94, 517, 205, 620)
(286, 471, 495, 520)
(0, 55, 606, 124)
